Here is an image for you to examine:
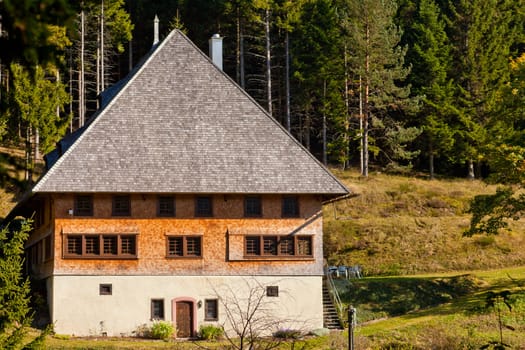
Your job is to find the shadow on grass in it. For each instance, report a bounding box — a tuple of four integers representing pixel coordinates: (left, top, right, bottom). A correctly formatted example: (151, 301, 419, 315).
(340, 272, 525, 323)
(340, 274, 484, 320)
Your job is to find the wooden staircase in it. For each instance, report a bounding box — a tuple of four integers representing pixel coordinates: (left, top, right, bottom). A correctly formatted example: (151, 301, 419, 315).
(323, 281, 343, 329)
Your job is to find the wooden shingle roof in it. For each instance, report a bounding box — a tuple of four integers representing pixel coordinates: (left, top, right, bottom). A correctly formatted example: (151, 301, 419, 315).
(33, 30, 349, 196)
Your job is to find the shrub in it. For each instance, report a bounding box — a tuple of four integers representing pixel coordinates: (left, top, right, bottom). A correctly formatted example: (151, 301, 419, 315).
(273, 328, 302, 339)
(150, 321, 175, 340)
(198, 324, 224, 340)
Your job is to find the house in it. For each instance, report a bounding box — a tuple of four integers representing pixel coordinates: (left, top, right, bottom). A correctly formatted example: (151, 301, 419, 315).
(7, 28, 349, 337)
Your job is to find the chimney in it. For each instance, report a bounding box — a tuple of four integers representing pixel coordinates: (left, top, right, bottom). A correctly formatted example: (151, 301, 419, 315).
(209, 34, 223, 70)
(153, 15, 159, 46)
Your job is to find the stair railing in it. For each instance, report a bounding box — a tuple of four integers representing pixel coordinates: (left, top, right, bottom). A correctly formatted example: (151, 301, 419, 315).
(325, 268, 344, 324)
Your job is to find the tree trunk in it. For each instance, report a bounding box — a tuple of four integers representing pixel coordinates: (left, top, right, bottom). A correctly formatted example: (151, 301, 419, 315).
(100, 0, 105, 91)
(322, 80, 327, 165)
(468, 159, 475, 179)
(265, 7, 272, 116)
(429, 148, 435, 180)
(285, 31, 291, 133)
(343, 46, 350, 170)
(362, 22, 370, 177)
(79, 9, 86, 127)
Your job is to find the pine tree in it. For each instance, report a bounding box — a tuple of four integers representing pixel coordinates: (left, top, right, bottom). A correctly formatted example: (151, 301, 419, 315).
(447, 0, 521, 178)
(0, 220, 49, 349)
(342, 0, 418, 176)
(10, 63, 70, 183)
(292, 0, 345, 158)
(404, 0, 457, 178)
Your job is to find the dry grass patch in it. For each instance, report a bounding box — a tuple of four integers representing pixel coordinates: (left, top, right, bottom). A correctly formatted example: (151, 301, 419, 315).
(324, 169, 525, 275)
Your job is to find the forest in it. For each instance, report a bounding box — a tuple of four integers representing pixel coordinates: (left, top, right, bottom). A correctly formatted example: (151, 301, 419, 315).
(1, 0, 525, 183)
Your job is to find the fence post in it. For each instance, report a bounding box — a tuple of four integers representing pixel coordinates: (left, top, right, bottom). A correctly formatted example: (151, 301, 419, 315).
(348, 306, 356, 350)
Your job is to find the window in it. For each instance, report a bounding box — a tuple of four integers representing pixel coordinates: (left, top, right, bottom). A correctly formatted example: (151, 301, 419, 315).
(64, 234, 137, 259)
(74, 195, 93, 216)
(282, 196, 299, 217)
(263, 236, 277, 255)
(195, 196, 212, 217)
(279, 237, 294, 255)
(158, 196, 175, 217)
(297, 236, 313, 256)
(167, 236, 202, 258)
(103, 236, 117, 255)
(245, 236, 260, 255)
(85, 236, 100, 255)
(244, 196, 262, 217)
(205, 299, 219, 321)
(99, 284, 112, 295)
(244, 235, 313, 258)
(151, 299, 165, 320)
(67, 235, 82, 256)
(112, 195, 131, 216)
(266, 286, 279, 297)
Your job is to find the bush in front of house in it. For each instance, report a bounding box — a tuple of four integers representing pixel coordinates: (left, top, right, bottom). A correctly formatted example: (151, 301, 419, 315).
(273, 328, 302, 339)
(150, 321, 175, 340)
(198, 324, 224, 340)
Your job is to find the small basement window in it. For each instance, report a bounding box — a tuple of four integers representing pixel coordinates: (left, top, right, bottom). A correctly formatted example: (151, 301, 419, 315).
(99, 284, 112, 295)
(151, 299, 165, 320)
(266, 286, 279, 297)
(205, 299, 219, 321)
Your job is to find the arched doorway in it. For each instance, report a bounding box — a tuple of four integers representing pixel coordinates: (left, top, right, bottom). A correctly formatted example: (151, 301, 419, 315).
(171, 297, 197, 338)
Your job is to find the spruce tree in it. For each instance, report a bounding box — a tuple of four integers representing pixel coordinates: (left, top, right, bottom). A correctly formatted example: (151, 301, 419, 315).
(447, 0, 520, 178)
(0, 220, 47, 349)
(404, 0, 457, 178)
(342, 0, 419, 176)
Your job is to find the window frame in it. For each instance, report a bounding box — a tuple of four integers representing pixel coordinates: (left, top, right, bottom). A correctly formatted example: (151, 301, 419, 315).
(151, 299, 165, 320)
(112, 195, 131, 216)
(166, 235, 203, 258)
(99, 284, 112, 295)
(244, 196, 262, 217)
(74, 195, 94, 216)
(64, 234, 138, 259)
(266, 286, 279, 297)
(243, 235, 313, 259)
(157, 196, 175, 217)
(195, 196, 213, 217)
(282, 196, 299, 218)
(204, 299, 219, 321)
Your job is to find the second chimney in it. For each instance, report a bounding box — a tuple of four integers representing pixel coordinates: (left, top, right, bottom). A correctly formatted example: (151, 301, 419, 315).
(209, 34, 223, 70)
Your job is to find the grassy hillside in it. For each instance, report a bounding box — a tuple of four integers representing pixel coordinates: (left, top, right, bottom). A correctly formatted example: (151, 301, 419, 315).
(324, 169, 525, 275)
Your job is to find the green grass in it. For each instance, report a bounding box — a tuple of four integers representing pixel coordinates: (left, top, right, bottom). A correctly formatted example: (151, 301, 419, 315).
(338, 266, 525, 349)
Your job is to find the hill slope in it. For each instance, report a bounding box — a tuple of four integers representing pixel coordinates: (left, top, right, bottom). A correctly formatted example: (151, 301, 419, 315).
(324, 170, 525, 275)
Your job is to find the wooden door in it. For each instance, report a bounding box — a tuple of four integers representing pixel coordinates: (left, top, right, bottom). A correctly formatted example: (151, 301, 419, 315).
(175, 301, 193, 338)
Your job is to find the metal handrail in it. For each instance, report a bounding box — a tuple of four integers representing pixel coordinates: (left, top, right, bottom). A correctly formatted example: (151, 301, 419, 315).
(325, 269, 344, 322)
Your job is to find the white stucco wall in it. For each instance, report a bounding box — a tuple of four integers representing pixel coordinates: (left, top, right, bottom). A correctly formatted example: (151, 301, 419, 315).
(49, 275, 324, 337)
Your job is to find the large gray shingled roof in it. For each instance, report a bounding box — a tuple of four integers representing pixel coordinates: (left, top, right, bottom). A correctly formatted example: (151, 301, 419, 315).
(33, 30, 349, 196)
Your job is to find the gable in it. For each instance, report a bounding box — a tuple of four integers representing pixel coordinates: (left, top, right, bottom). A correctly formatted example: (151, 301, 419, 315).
(33, 30, 348, 196)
